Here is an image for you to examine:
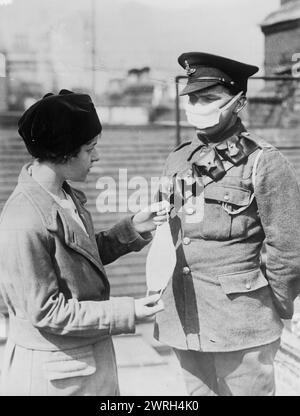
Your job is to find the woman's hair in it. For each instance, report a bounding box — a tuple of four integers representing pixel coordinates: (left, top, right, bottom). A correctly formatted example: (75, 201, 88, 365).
(35, 145, 82, 164)
(33, 136, 97, 164)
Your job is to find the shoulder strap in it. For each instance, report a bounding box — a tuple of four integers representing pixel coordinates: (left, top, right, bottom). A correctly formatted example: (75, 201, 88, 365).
(240, 131, 273, 151)
(173, 140, 192, 152)
(252, 149, 264, 188)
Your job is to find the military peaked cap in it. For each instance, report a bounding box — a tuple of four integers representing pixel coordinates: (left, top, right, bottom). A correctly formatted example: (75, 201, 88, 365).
(178, 52, 259, 96)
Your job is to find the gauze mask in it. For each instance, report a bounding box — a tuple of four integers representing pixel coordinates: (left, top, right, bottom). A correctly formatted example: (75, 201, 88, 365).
(184, 91, 244, 129)
(146, 212, 176, 295)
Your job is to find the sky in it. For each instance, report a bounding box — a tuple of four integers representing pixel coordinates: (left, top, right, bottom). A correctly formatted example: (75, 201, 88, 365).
(0, 0, 281, 70)
(136, 0, 279, 10)
(0, 0, 281, 92)
(126, 0, 281, 70)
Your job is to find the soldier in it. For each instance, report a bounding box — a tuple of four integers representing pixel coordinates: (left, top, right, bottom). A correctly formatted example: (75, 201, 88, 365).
(154, 52, 300, 396)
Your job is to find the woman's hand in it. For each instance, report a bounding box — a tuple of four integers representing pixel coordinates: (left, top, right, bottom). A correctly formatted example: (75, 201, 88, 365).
(132, 201, 170, 234)
(134, 294, 164, 320)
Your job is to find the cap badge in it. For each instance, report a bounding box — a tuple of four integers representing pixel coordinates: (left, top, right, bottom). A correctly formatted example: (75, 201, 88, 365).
(184, 60, 196, 76)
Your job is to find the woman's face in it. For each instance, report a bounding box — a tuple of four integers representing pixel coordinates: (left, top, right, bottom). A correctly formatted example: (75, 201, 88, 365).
(61, 135, 100, 182)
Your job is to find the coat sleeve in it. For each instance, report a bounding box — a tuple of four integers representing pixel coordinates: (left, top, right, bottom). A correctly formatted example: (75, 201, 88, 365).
(255, 147, 300, 319)
(95, 217, 152, 265)
(2, 225, 136, 337)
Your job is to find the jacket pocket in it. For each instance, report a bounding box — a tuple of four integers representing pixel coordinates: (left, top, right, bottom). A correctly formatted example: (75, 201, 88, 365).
(204, 184, 252, 207)
(43, 345, 96, 381)
(218, 268, 269, 295)
(201, 183, 253, 240)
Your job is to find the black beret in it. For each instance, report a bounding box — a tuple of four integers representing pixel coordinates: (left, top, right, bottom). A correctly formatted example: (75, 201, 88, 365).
(18, 89, 102, 158)
(178, 52, 259, 96)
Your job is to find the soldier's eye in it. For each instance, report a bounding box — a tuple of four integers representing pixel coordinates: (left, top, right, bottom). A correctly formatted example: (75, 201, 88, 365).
(188, 95, 198, 104)
(201, 97, 216, 103)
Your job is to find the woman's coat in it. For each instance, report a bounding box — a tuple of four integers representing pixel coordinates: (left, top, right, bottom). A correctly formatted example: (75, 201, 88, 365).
(0, 164, 152, 395)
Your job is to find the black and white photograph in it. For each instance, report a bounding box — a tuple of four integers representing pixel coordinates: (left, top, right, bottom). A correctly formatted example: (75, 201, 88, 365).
(0, 0, 299, 398)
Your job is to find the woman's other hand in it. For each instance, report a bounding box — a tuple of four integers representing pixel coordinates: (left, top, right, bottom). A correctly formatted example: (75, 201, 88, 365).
(134, 294, 164, 320)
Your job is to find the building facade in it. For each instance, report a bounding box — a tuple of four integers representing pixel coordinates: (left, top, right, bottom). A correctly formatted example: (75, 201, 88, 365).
(248, 0, 300, 127)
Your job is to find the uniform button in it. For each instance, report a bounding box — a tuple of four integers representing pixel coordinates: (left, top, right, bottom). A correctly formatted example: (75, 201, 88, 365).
(224, 194, 230, 201)
(185, 207, 195, 215)
(183, 237, 191, 245)
(183, 266, 190, 275)
(245, 283, 251, 290)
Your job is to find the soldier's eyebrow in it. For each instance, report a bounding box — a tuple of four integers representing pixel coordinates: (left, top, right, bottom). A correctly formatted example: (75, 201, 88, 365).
(202, 93, 220, 98)
(191, 92, 221, 100)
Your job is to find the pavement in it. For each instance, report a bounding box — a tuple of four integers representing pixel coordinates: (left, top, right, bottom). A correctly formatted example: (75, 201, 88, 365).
(0, 318, 299, 396)
(115, 322, 300, 396)
(114, 321, 187, 396)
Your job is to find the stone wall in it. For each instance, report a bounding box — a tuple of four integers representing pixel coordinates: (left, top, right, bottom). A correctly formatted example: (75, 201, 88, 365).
(247, 79, 300, 128)
(263, 24, 300, 75)
(251, 0, 300, 128)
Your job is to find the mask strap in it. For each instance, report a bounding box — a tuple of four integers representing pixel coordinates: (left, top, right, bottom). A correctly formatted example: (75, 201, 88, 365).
(233, 96, 247, 114)
(221, 91, 244, 112)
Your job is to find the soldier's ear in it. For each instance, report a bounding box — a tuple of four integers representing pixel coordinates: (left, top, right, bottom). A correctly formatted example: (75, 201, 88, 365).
(234, 96, 247, 114)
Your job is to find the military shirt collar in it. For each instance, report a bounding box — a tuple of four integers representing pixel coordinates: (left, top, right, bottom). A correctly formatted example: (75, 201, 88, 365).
(188, 117, 246, 156)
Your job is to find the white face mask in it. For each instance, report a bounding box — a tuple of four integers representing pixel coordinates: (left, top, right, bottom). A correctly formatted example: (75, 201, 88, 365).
(184, 91, 244, 129)
(146, 220, 176, 294)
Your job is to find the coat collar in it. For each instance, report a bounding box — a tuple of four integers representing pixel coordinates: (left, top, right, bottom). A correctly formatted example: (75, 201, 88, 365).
(17, 164, 106, 275)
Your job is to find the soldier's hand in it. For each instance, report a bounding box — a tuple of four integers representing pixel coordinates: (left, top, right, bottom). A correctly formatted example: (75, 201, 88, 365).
(134, 294, 164, 320)
(132, 201, 170, 234)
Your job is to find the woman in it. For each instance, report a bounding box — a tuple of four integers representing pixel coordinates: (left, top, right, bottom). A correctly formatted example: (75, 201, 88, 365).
(0, 89, 166, 396)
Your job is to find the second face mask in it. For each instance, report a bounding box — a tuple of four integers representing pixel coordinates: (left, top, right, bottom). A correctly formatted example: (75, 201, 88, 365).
(145, 221, 176, 295)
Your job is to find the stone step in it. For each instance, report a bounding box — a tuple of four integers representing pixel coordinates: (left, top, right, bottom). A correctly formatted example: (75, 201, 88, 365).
(113, 333, 167, 368)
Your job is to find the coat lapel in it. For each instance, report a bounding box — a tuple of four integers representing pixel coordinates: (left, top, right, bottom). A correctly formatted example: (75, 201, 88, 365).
(18, 164, 106, 276)
(52, 206, 106, 276)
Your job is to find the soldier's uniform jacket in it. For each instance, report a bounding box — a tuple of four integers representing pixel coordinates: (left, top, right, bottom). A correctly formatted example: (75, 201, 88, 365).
(154, 119, 300, 352)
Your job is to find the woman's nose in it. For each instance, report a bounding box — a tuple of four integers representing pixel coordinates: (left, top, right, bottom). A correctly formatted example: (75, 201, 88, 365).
(92, 148, 100, 162)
